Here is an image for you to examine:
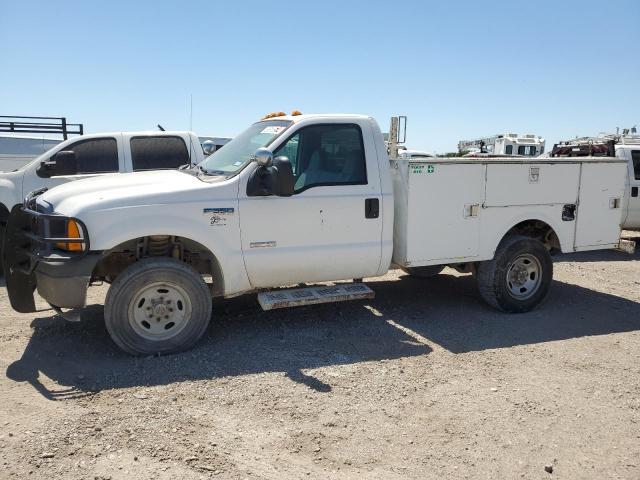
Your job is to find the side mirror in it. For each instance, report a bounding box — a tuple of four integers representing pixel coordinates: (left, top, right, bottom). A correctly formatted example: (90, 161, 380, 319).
(271, 156, 294, 197)
(254, 147, 273, 166)
(202, 140, 216, 156)
(246, 155, 294, 197)
(37, 150, 78, 177)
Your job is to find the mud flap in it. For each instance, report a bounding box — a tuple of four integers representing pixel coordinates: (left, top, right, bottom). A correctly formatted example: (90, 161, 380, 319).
(3, 208, 37, 313)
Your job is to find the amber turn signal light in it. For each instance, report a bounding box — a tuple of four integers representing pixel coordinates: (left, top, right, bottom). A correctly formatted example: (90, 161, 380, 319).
(56, 219, 84, 252)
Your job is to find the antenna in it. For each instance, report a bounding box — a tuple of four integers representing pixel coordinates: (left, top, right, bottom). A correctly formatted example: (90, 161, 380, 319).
(188, 94, 195, 167)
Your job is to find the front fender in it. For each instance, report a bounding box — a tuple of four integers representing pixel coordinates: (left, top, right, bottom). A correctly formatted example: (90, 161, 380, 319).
(82, 204, 252, 297)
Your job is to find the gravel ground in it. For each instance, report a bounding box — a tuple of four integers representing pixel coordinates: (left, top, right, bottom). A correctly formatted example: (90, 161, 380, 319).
(1, 234, 639, 479)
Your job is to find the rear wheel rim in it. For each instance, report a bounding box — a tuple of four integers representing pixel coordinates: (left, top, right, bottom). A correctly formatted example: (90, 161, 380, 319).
(128, 281, 192, 341)
(505, 253, 542, 300)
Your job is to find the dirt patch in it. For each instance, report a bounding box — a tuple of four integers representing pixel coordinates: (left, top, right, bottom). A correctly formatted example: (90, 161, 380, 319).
(1, 238, 639, 479)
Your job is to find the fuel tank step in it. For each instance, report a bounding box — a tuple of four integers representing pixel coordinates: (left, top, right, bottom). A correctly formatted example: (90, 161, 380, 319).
(257, 283, 375, 311)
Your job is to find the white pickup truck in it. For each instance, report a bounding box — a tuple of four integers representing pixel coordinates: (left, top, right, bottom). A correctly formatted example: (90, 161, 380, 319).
(551, 133, 640, 230)
(3, 114, 632, 356)
(0, 130, 206, 272)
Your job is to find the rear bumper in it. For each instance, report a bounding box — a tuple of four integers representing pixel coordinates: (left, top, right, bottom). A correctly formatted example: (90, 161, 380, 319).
(35, 254, 102, 308)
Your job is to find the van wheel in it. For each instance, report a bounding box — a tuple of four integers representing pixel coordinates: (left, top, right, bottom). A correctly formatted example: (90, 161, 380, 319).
(104, 257, 212, 356)
(476, 235, 552, 313)
(402, 265, 445, 278)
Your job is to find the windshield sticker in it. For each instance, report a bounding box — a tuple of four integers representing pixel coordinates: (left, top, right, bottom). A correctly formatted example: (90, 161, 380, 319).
(260, 126, 285, 135)
(232, 161, 243, 166)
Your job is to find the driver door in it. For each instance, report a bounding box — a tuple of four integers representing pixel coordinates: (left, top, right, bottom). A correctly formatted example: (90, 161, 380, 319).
(238, 121, 383, 288)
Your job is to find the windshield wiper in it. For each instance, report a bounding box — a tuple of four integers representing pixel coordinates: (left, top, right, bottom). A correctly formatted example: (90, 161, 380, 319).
(197, 165, 227, 176)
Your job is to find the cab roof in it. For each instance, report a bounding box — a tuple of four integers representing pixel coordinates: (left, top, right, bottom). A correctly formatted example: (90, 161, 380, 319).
(258, 113, 371, 124)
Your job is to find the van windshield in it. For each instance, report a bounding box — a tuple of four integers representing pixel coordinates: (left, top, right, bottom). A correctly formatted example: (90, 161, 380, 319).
(199, 120, 292, 175)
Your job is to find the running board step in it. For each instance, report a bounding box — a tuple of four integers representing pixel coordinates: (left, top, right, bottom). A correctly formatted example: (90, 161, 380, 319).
(257, 283, 375, 311)
(617, 238, 636, 255)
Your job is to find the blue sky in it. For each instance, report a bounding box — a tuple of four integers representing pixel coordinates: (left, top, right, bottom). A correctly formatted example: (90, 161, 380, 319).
(1, 0, 638, 153)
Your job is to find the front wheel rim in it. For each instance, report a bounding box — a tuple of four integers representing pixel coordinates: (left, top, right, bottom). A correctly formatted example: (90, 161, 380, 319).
(505, 253, 542, 300)
(128, 281, 192, 341)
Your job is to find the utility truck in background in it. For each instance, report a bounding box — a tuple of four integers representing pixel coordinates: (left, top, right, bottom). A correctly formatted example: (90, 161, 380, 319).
(550, 127, 640, 230)
(3, 113, 632, 356)
(459, 133, 545, 157)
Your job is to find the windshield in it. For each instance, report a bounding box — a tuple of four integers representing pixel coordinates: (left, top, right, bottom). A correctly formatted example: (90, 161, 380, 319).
(199, 120, 292, 175)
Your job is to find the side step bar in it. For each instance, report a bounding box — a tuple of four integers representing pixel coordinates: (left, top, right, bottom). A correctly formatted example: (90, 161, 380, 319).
(257, 283, 375, 311)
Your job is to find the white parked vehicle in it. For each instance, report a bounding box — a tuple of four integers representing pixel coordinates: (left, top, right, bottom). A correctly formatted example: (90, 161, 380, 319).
(551, 129, 640, 230)
(396, 147, 434, 159)
(0, 130, 206, 267)
(3, 113, 632, 356)
(0, 135, 63, 172)
(459, 133, 545, 156)
(200, 136, 232, 156)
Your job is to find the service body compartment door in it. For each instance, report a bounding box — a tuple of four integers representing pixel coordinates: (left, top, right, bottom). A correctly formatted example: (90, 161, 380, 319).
(484, 163, 580, 207)
(406, 162, 483, 263)
(575, 162, 627, 249)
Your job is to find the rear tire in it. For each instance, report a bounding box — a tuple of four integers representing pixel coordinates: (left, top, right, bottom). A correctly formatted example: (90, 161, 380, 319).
(402, 265, 445, 278)
(476, 235, 552, 313)
(104, 257, 212, 356)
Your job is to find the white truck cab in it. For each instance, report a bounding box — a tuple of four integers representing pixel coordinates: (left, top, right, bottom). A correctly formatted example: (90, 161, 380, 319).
(0, 131, 205, 267)
(3, 113, 632, 356)
(551, 131, 640, 230)
(618, 144, 640, 229)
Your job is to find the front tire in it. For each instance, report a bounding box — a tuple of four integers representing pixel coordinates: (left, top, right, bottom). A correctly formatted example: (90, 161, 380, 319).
(476, 235, 552, 313)
(104, 257, 212, 356)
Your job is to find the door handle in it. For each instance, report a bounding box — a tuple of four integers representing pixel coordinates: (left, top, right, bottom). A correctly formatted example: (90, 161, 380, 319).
(633, 186, 639, 198)
(365, 198, 379, 219)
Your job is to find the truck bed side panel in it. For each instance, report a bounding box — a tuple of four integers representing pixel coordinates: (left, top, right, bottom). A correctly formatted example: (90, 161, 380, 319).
(574, 162, 627, 249)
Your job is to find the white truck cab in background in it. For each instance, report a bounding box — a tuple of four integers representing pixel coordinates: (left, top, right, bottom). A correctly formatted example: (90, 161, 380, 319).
(617, 143, 640, 229)
(551, 130, 640, 230)
(459, 133, 545, 156)
(3, 113, 632, 356)
(0, 131, 205, 259)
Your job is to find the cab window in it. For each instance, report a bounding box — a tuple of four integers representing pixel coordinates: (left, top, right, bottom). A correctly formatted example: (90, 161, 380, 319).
(517, 145, 537, 156)
(275, 124, 367, 192)
(131, 136, 190, 170)
(62, 137, 119, 174)
(632, 150, 640, 180)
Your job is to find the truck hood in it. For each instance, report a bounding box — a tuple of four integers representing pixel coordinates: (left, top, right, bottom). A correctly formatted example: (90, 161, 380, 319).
(38, 170, 222, 216)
